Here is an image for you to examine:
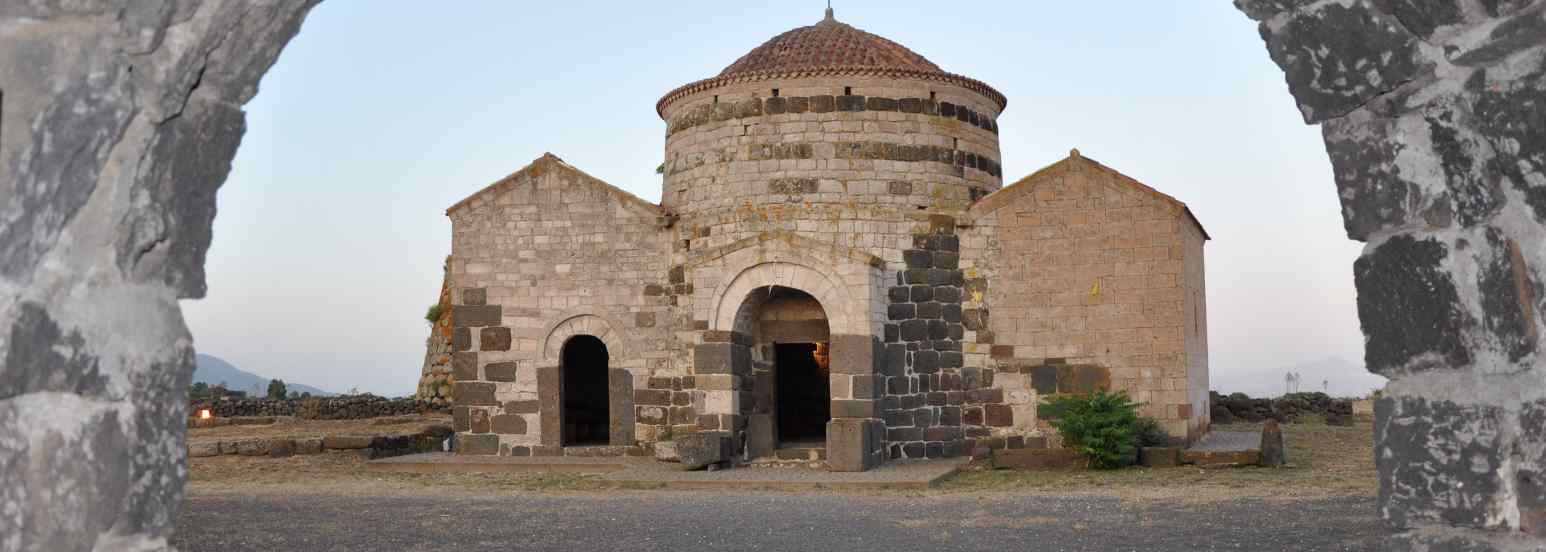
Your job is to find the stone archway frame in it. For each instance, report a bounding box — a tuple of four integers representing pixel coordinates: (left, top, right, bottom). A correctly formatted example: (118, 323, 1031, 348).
(537, 312, 634, 449)
(541, 312, 629, 361)
(691, 232, 889, 471)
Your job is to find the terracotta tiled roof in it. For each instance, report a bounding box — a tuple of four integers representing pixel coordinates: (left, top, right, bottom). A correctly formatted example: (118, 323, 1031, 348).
(718, 10, 943, 78)
(657, 9, 1005, 117)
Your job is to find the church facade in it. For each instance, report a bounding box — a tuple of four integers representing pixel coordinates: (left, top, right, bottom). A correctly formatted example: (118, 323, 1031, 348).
(439, 9, 1210, 470)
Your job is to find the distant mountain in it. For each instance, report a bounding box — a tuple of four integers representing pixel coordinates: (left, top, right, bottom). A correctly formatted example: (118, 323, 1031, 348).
(1212, 355, 1387, 399)
(194, 353, 334, 397)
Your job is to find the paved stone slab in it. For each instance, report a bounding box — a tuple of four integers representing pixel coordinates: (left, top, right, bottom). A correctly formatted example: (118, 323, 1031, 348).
(1183, 431, 1261, 467)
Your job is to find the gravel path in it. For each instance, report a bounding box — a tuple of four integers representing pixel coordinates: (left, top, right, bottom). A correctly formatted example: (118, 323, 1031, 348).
(172, 486, 1381, 551)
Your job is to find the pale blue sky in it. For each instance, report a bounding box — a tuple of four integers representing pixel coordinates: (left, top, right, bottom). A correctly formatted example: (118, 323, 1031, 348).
(180, 1, 1386, 397)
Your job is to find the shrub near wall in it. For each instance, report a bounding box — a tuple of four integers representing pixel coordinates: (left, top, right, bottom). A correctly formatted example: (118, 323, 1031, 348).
(190, 395, 449, 420)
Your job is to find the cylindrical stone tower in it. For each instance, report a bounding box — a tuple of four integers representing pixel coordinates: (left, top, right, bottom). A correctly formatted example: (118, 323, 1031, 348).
(657, 8, 1006, 257)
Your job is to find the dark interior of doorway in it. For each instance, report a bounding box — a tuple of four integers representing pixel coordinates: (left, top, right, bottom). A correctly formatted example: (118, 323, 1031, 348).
(562, 335, 609, 446)
(775, 342, 830, 445)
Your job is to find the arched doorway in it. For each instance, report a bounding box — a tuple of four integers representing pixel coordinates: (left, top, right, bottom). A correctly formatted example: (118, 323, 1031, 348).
(560, 335, 610, 446)
(735, 286, 831, 459)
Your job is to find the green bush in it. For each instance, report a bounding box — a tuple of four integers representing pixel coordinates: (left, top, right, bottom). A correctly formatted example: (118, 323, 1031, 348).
(425, 303, 447, 324)
(1047, 390, 1139, 469)
(1133, 416, 1174, 448)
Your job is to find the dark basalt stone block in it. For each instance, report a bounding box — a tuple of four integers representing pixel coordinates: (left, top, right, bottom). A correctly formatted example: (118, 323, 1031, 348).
(452, 305, 501, 327)
(903, 249, 931, 268)
(1354, 235, 1469, 373)
(1374, 396, 1506, 530)
(1258, 1, 1422, 123)
(883, 343, 907, 377)
(913, 350, 940, 374)
(451, 352, 477, 380)
(786, 96, 809, 113)
(899, 319, 928, 342)
(455, 382, 496, 406)
(479, 326, 511, 351)
(484, 362, 517, 382)
(810, 95, 835, 113)
(456, 434, 499, 455)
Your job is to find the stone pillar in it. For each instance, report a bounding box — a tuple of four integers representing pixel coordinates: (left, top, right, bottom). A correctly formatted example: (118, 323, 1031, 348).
(0, 2, 320, 548)
(827, 333, 887, 471)
(1237, 1, 1546, 547)
(608, 368, 635, 447)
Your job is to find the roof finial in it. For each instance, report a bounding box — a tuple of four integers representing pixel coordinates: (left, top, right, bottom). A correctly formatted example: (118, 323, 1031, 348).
(823, 1, 834, 22)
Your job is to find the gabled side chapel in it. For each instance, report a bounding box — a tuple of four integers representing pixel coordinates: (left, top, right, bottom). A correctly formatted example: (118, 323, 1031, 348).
(438, 9, 1209, 470)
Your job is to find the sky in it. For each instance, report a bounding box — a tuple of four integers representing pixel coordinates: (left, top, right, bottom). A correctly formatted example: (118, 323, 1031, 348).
(179, 0, 1388, 398)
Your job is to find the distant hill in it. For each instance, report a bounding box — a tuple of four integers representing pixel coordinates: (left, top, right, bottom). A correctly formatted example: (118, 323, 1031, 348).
(1212, 355, 1387, 399)
(194, 353, 334, 397)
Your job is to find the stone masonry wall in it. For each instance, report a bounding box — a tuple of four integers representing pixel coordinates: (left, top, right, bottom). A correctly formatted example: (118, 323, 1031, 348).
(446, 154, 673, 456)
(416, 256, 455, 401)
(661, 76, 1003, 274)
(0, 2, 318, 549)
(658, 73, 1024, 467)
(1237, 0, 1546, 548)
(961, 152, 1209, 441)
(1181, 211, 1210, 438)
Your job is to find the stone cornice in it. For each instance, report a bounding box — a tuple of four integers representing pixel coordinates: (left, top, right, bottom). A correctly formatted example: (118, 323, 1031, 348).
(656, 66, 1007, 119)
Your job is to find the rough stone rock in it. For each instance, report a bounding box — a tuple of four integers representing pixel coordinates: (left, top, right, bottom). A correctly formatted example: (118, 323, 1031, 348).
(675, 431, 731, 470)
(267, 439, 296, 458)
(295, 438, 323, 455)
(1258, 420, 1286, 468)
(322, 435, 373, 450)
(0, 1, 319, 549)
(1139, 446, 1181, 468)
(654, 440, 680, 462)
(236, 440, 270, 457)
(1237, 1, 1546, 547)
(187, 442, 221, 458)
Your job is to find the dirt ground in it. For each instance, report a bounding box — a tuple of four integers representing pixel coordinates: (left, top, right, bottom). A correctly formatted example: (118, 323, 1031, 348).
(187, 414, 1375, 500)
(942, 415, 1377, 500)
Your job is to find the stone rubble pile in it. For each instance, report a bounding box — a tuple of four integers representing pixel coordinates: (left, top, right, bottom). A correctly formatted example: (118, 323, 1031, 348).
(1208, 391, 1355, 426)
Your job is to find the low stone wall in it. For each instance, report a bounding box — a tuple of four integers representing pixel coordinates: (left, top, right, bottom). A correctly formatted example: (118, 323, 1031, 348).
(191, 395, 449, 420)
(187, 425, 453, 460)
(1209, 391, 1354, 426)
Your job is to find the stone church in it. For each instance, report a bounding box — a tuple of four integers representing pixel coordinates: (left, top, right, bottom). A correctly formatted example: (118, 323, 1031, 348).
(436, 9, 1210, 470)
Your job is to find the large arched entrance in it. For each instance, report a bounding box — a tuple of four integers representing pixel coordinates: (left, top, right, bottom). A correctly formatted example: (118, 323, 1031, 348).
(560, 335, 610, 446)
(733, 286, 832, 460)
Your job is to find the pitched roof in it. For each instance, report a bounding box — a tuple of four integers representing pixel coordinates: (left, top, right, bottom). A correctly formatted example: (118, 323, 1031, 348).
(969, 149, 1210, 240)
(656, 9, 1005, 117)
(444, 153, 662, 218)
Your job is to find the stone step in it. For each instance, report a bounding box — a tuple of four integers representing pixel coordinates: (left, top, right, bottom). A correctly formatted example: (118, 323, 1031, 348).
(1181, 430, 1262, 467)
(775, 446, 826, 461)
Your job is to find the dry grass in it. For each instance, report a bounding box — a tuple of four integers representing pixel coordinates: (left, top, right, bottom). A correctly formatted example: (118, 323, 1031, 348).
(940, 415, 1376, 500)
(187, 415, 1375, 498)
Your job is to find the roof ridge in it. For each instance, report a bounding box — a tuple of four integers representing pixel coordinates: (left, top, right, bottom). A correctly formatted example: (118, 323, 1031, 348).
(445, 154, 661, 217)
